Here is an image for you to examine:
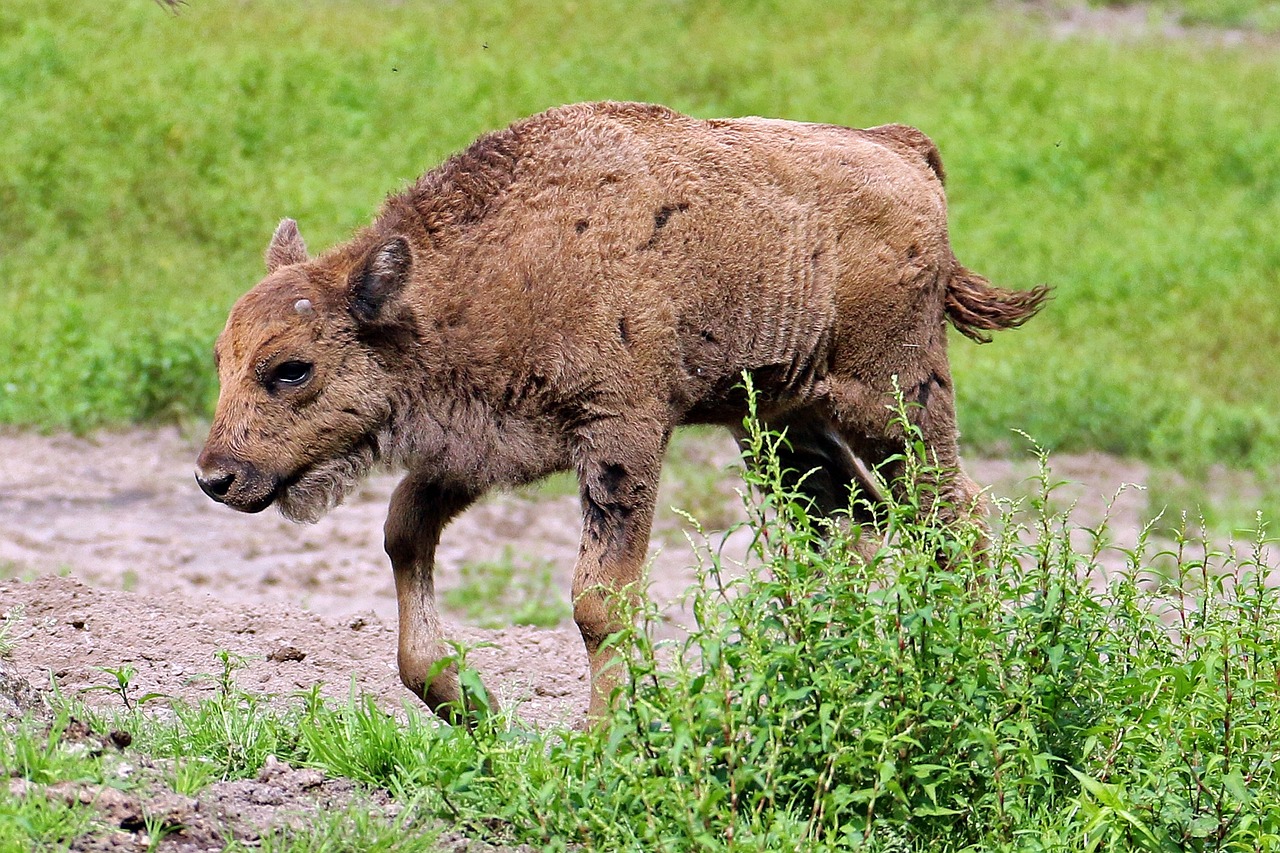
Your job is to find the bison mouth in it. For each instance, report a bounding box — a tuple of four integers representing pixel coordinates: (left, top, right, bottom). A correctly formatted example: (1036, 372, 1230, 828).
(273, 436, 381, 524)
(227, 490, 278, 514)
(198, 435, 381, 524)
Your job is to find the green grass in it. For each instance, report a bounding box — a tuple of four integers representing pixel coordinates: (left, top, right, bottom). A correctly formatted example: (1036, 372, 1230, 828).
(0, 606, 20, 658)
(1, 0, 1279, 469)
(660, 426, 746, 534)
(0, 706, 126, 850)
(0, 781, 94, 851)
(0, 700, 445, 851)
(6, 413, 1280, 849)
(441, 547, 570, 628)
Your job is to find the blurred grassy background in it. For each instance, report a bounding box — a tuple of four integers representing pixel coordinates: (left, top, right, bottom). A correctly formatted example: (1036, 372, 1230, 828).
(1125, 0, 1280, 28)
(1, 0, 1277, 473)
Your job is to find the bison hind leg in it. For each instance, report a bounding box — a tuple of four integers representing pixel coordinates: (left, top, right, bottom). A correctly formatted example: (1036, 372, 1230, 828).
(826, 374, 989, 563)
(731, 410, 884, 532)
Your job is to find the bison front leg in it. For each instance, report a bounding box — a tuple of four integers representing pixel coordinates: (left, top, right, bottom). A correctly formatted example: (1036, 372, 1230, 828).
(572, 417, 668, 723)
(384, 474, 478, 725)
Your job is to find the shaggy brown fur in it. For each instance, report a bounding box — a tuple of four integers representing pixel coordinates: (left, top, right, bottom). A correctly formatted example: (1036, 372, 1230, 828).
(196, 101, 1049, 723)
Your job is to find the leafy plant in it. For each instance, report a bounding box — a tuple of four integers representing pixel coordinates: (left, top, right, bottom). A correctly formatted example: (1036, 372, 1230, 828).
(551, 400, 1280, 850)
(83, 664, 167, 711)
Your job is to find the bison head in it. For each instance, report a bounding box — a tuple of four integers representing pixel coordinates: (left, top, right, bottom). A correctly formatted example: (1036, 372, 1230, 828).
(196, 218, 415, 523)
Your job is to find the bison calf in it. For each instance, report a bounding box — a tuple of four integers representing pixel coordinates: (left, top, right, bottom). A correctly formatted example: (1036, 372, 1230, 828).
(195, 101, 1047, 723)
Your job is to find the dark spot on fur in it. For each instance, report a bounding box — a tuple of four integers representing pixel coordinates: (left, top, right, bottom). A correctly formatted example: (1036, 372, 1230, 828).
(654, 202, 688, 230)
(575, 219, 589, 234)
(699, 329, 717, 343)
(581, 463, 636, 550)
(642, 202, 690, 249)
(907, 243, 920, 259)
(600, 463, 627, 494)
(583, 497, 632, 548)
(355, 320, 417, 353)
(915, 374, 941, 410)
(441, 306, 466, 329)
(618, 316, 631, 346)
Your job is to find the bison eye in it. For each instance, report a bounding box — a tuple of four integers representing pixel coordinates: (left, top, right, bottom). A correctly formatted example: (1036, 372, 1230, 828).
(270, 360, 313, 388)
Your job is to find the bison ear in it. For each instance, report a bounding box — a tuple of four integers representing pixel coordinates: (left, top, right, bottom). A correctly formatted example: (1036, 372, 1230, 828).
(349, 237, 412, 324)
(265, 218, 309, 272)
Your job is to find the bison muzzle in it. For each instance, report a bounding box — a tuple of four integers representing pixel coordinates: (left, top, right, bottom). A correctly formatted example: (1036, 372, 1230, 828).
(195, 101, 1048, 725)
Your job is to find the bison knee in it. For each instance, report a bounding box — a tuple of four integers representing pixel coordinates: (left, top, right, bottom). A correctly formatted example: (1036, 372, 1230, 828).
(574, 583, 637, 650)
(573, 590, 612, 654)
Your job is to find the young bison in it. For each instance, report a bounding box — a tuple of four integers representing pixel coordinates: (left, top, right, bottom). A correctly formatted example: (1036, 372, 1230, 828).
(195, 101, 1047, 723)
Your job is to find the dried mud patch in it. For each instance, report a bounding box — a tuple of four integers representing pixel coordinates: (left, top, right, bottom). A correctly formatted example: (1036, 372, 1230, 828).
(1011, 0, 1280, 48)
(0, 574, 587, 727)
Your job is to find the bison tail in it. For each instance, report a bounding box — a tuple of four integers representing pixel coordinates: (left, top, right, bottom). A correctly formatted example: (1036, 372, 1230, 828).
(945, 267, 1050, 343)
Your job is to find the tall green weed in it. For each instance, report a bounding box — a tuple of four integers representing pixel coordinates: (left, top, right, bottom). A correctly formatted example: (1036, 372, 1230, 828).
(562, 411, 1280, 849)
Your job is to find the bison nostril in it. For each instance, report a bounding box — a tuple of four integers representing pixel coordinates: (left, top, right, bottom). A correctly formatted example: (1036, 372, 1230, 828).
(196, 468, 236, 501)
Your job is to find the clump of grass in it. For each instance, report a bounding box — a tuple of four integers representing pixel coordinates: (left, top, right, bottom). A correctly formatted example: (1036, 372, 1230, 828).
(442, 547, 570, 629)
(130, 651, 300, 780)
(0, 783, 93, 852)
(0, 705, 119, 849)
(0, 604, 22, 658)
(559, 410, 1280, 850)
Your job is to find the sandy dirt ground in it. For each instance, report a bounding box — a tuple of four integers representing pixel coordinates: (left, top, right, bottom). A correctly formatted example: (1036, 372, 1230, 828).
(0, 425, 1157, 849)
